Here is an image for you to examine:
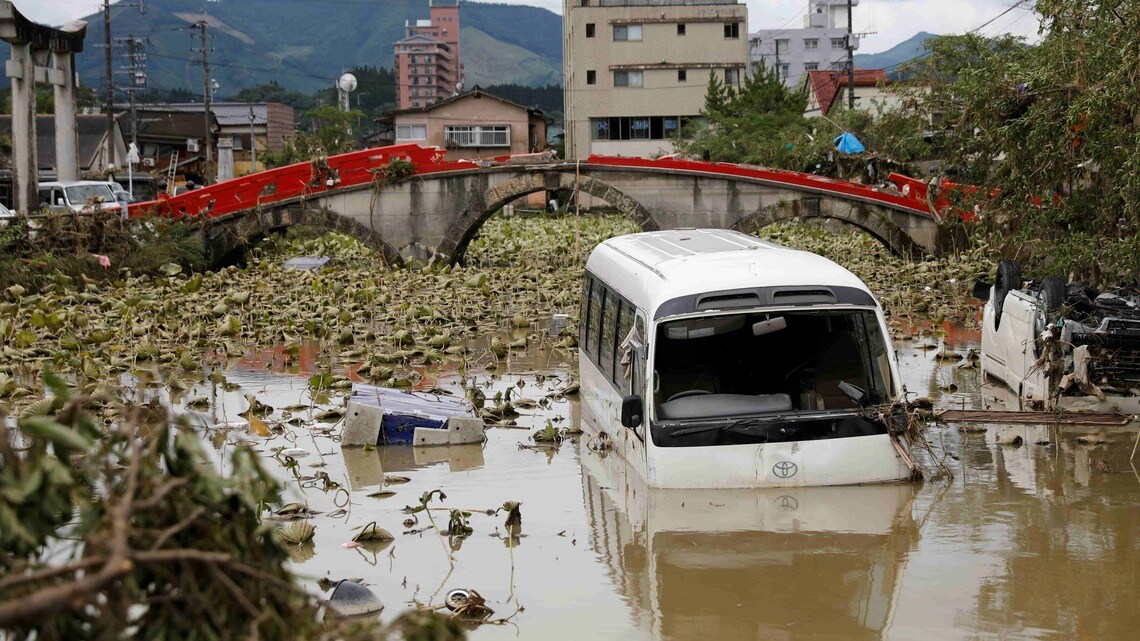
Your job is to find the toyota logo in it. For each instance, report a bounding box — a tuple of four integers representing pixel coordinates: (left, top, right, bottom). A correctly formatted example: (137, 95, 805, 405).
(774, 495, 799, 511)
(772, 461, 798, 478)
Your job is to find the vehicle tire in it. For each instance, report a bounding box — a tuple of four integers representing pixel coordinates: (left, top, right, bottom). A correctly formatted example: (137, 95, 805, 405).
(1039, 275, 1065, 313)
(993, 259, 1022, 329)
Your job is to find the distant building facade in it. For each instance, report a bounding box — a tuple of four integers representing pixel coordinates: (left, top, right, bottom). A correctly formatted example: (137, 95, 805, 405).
(384, 87, 546, 160)
(803, 69, 896, 117)
(394, 0, 463, 110)
(749, 0, 859, 88)
(562, 0, 749, 159)
(116, 102, 294, 186)
(0, 114, 126, 207)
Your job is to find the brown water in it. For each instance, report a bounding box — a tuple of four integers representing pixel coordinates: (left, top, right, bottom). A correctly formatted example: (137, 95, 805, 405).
(182, 329, 1139, 640)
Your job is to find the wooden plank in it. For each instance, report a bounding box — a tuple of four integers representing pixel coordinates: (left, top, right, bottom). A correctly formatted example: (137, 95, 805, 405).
(937, 409, 1136, 426)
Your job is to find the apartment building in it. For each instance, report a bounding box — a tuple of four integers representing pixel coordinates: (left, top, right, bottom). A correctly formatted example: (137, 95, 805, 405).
(749, 0, 859, 88)
(394, 0, 463, 110)
(562, 0, 749, 159)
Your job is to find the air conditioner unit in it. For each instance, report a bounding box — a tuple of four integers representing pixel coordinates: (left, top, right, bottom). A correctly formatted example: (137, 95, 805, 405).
(142, 157, 156, 168)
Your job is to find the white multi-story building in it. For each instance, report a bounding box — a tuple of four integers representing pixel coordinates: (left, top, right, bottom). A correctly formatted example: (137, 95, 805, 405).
(749, 1, 859, 88)
(562, 0, 749, 160)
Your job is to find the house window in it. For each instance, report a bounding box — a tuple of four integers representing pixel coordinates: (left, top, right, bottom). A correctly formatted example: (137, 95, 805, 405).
(678, 69, 687, 82)
(804, 38, 818, 50)
(613, 70, 643, 87)
(591, 116, 690, 141)
(677, 24, 686, 36)
(586, 69, 596, 84)
(630, 118, 650, 140)
(775, 39, 789, 54)
(613, 24, 642, 41)
(725, 68, 740, 86)
(396, 124, 427, 140)
(724, 22, 739, 39)
(586, 23, 595, 37)
(804, 62, 819, 72)
(832, 37, 846, 49)
(591, 119, 610, 140)
(444, 125, 511, 147)
(778, 64, 789, 79)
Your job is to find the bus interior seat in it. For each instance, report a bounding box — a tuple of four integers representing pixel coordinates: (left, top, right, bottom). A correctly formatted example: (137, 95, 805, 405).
(808, 331, 868, 409)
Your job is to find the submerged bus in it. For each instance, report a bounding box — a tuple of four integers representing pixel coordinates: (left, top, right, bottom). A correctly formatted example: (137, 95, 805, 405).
(578, 229, 913, 488)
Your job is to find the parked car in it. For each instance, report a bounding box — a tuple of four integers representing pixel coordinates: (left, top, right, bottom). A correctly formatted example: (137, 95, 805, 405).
(37, 181, 124, 216)
(979, 259, 1140, 412)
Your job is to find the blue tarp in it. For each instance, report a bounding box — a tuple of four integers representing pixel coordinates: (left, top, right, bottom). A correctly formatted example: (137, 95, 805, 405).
(834, 132, 866, 154)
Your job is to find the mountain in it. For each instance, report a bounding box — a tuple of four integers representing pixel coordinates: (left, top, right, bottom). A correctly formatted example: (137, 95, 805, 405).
(854, 31, 938, 73)
(64, 0, 561, 99)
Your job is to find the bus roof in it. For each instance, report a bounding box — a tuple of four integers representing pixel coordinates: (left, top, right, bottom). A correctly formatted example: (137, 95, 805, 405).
(587, 229, 874, 316)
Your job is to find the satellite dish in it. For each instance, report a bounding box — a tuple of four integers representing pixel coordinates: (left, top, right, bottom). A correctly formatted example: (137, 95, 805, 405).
(338, 73, 358, 93)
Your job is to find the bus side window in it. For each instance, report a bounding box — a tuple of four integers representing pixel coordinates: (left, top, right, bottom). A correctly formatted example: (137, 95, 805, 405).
(586, 276, 604, 362)
(599, 287, 617, 377)
(580, 276, 593, 348)
(614, 300, 635, 388)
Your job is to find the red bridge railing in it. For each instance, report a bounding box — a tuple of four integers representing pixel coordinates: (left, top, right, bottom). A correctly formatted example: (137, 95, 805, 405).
(133, 144, 945, 221)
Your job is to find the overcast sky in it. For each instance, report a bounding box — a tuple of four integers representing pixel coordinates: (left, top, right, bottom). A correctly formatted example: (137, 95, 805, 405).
(19, 0, 1040, 55)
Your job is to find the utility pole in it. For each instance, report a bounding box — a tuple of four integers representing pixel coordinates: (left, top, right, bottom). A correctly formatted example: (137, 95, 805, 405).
(846, 0, 856, 110)
(103, 0, 116, 172)
(123, 35, 143, 154)
(193, 19, 214, 185)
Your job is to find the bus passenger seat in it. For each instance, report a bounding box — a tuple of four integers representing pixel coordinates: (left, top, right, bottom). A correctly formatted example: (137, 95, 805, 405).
(811, 331, 866, 409)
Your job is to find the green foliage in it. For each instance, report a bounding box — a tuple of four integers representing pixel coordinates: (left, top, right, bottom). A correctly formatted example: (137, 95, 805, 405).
(0, 215, 205, 291)
(676, 66, 809, 167)
(263, 105, 367, 167)
(902, 6, 1140, 282)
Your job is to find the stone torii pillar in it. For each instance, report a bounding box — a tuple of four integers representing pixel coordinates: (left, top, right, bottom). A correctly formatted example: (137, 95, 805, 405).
(52, 50, 79, 181)
(0, 1, 87, 213)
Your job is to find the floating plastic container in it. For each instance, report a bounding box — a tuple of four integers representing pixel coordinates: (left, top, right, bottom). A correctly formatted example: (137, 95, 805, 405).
(342, 384, 483, 447)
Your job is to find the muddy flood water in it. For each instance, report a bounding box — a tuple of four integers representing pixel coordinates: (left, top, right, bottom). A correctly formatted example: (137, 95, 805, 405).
(180, 326, 1139, 640)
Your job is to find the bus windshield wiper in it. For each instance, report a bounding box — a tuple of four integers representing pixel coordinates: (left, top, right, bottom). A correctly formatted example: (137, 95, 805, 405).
(670, 415, 787, 438)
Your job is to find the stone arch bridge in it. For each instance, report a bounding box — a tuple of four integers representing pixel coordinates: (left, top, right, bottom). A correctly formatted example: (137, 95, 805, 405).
(135, 144, 951, 266)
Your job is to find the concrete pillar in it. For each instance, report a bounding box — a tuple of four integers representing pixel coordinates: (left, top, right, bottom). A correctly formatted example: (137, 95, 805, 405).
(52, 50, 79, 181)
(8, 42, 37, 213)
(216, 135, 234, 182)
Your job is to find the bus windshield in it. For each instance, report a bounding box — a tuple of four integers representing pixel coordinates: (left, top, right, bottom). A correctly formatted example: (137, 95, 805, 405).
(653, 309, 892, 430)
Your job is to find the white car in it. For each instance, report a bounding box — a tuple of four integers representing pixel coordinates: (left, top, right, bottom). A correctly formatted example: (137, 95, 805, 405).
(37, 181, 124, 216)
(979, 260, 1140, 412)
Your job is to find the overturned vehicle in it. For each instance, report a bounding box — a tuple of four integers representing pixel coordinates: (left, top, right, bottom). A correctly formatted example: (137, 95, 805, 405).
(979, 260, 1140, 413)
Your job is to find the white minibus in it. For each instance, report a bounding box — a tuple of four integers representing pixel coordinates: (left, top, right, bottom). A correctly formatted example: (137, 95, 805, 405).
(579, 229, 913, 488)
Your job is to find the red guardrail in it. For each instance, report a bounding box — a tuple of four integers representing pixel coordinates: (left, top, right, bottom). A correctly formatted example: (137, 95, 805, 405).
(131, 143, 469, 220)
(134, 144, 947, 221)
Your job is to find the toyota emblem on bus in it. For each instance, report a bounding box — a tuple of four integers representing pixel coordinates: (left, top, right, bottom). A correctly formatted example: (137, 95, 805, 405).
(773, 461, 798, 478)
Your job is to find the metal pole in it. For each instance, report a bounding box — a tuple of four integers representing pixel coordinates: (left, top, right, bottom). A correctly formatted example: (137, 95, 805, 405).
(125, 36, 137, 172)
(249, 107, 257, 173)
(846, 0, 856, 110)
(197, 20, 214, 185)
(103, 0, 116, 171)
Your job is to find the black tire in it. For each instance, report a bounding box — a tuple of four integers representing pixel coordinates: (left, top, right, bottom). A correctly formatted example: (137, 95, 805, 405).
(993, 259, 1022, 329)
(1039, 275, 1065, 313)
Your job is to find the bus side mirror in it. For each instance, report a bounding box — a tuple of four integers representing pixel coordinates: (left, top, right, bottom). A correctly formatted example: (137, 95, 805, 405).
(972, 280, 992, 301)
(621, 395, 643, 429)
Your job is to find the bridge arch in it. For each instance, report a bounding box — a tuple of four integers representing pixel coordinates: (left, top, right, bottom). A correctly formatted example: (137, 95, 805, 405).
(204, 206, 405, 266)
(732, 198, 924, 258)
(433, 171, 661, 264)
